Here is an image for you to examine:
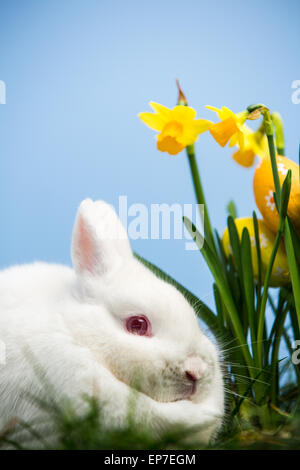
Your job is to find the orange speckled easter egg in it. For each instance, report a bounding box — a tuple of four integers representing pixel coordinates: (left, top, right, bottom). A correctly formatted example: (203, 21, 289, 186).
(253, 155, 300, 236)
(222, 217, 290, 287)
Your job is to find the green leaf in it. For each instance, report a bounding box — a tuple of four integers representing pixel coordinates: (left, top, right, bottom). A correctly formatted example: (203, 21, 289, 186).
(226, 217, 245, 322)
(227, 255, 242, 307)
(227, 200, 238, 219)
(289, 218, 300, 266)
(134, 253, 219, 336)
(279, 286, 300, 340)
(273, 191, 280, 213)
(213, 283, 226, 331)
(183, 216, 254, 374)
(290, 304, 300, 341)
(280, 170, 291, 219)
(256, 228, 282, 369)
(240, 228, 257, 355)
(284, 218, 300, 326)
(230, 368, 266, 417)
(215, 230, 242, 309)
(214, 230, 230, 279)
(227, 216, 243, 282)
(270, 305, 289, 404)
(253, 211, 262, 291)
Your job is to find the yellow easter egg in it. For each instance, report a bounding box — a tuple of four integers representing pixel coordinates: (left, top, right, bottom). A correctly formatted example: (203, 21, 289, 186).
(222, 217, 290, 287)
(253, 155, 300, 236)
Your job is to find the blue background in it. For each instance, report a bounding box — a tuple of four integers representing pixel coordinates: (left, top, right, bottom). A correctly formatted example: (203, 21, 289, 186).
(0, 0, 299, 313)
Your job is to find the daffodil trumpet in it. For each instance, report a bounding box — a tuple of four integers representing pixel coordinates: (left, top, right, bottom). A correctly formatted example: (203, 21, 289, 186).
(231, 123, 267, 168)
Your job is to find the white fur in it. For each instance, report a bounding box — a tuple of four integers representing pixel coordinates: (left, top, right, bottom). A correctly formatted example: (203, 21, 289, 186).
(0, 199, 224, 446)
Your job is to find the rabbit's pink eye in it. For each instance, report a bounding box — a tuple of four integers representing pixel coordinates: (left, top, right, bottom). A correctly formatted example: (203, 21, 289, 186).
(125, 315, 152, 337)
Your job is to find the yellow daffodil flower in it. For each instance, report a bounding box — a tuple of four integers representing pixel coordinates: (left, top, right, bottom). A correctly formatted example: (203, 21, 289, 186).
(253, 155, 300, 236)
(206, 106, 248, 150)
(222, 217, 290, 287)
(139, 102, 212, 155)
(232, 124, 268, 168)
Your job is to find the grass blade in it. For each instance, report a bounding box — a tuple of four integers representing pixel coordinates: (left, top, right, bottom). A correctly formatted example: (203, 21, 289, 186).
(240, 228, 257, 359)
(183, 216, 254, 374)
(284, 218, 300, 327)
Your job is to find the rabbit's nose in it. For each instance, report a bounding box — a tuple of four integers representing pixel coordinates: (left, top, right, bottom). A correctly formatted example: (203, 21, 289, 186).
(184, 356, 207, 381)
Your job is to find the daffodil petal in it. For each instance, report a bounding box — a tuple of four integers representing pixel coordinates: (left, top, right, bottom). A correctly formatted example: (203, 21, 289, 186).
(149, 102, 171, 118)
(138, 112, 166, 131)
(205, 105, 220, 113)
(220, 107, 236, 120)
(205, 105, 235, 121)
(171, 105, 196, 121)
(255, 135, 268, 160)
(179, 119, 212, 145)
(237, 131, 245, 150)
(177, 130, 197, 145)
(193, 119, 213, 133)
(205, 105, 225, 120)
(229, 134, 238, 148)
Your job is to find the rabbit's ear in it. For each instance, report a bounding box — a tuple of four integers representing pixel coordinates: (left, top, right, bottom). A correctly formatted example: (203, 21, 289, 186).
(71, 199, 132, 277)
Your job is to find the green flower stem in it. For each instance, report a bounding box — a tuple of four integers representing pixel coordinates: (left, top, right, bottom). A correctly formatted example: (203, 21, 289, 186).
(186, 144, 216, 253)
(256, 110, 285, 370)
(257, 223, 283, 369)
(263, 109, 282, 202)
(284, 218, 300, 326)
(271, 112, 285, 156)
(248, 105, 282, 203)
(267, 134, 281, 201)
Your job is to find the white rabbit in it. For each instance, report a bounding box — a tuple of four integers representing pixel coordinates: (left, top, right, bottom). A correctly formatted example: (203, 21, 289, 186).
(0, 199, 224, 446)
